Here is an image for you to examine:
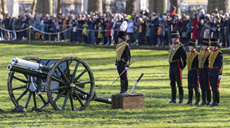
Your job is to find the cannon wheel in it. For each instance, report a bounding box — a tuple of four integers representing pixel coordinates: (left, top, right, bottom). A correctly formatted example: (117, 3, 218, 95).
(46, 57, 95, 111)
(8, 56, 49, 110)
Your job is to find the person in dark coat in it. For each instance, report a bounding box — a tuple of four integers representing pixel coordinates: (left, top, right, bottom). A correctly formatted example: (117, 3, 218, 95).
(168, 31, 187, 103)
(149, 16, 159, 46)
(180, 16, 189, 45)
(209, 38, 223, 106)
(115, 21, 131, 93)
(186, 39, 200, 105)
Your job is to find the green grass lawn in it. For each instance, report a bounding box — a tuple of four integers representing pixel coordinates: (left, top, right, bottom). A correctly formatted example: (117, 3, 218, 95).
(0, 42, 230, 127)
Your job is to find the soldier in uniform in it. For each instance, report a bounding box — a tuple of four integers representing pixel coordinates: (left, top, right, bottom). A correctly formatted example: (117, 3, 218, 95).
(168, 31, 187, 103)
(115, 21, 131, 93)
(186, 39, 200, 105)
(209, 38, 223, 106)
(199, 38, 212, 105)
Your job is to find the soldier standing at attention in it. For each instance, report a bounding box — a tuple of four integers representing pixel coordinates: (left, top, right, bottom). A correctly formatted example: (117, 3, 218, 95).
(168, 31, 187, 103)
(115, 21, 131, 93)
(198, 39, 212, 106)
(186, 39, 200, 105)
(209, 38, 223, 106)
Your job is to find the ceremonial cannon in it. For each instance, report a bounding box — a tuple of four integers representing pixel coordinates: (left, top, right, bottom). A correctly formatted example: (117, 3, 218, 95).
(7, 56, 111, 111)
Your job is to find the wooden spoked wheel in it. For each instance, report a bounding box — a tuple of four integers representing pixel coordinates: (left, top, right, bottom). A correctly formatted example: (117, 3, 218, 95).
(46, 57, 95, 111)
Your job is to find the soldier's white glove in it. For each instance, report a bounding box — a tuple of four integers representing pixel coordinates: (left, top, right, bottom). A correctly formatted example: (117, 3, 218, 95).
(125, 67, 129, 70)
(218, 75, 222, 80)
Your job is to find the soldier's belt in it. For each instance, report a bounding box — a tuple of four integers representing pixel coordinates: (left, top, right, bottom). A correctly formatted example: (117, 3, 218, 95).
(169, 59, 180, 63)
(189, 68, 198, 71)
(209, 66, 218, 70)
(198, 66, 209, 69)
(117, 59, 126, 62)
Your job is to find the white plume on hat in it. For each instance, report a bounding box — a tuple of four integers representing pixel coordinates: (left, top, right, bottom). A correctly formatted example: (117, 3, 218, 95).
(120, 21, 128, 31)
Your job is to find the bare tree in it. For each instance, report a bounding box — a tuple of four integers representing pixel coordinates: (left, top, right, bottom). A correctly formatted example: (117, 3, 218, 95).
(88, 0, 102, 13)
(208, 0, 229, 14)
(125, 0, 137, 15)
(149, 0, 155, 14)
(36, 0, 53, 15)
(170, 0, 181, 15)
(149, 0, 166, 15)
(0, 0, 7, 14)
(57, 0, 62, 15)
(31, 0, 37, 15)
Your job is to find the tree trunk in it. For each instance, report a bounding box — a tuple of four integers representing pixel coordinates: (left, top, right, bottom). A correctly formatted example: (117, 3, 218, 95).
(220, 0, 230, 13)
(88, 0, 102, 13)
(149, 0, 166, 15)
(1, 0, 7, 14)
(36, 0, 53, 15)
(156, 0, 167, 14)
(170, 0, 180, 15)
(31, 0, 37, 15)
(57, 0, 62, 15)
(149, 0, 155, 14)
(208, 0, 229, 14)
(125, 0, 137, 15)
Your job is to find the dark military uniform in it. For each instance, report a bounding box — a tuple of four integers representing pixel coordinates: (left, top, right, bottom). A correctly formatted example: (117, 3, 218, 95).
(169, 31, 187, 103)
(186, 39, 200, 105)
(116, 41, 131, 93)
(198, 39, 212, 105)
(209, 38, 223, 106)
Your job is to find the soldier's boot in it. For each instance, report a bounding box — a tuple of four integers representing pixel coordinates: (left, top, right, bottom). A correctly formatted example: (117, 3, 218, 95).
(120, 80, 126, 93)
(194, 90, 200, 105)
(215, 92, 219, 106)
(186, 90, 193, 105)
(206, 90, 211, 106)
(210, 93, 216, 107)
(124, 80, 128, 92)
(179, 87, 183, 104)
(169, 87, 176, 103)
(200, 91, 206, 105)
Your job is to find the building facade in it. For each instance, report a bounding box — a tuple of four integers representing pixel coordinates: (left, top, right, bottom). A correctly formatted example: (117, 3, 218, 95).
(7, 0, 209, 16)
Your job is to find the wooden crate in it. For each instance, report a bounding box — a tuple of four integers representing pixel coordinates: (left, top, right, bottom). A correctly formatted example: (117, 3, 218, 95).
(111, 93, 144, 110)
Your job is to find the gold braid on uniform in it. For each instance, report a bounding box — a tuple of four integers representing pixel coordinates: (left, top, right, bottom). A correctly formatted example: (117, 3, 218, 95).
(209, 51, 219, 69)
(187, 51, 198, 71)
(116, 41, 129, 62)
(198, 46, 203, 61)
(199, 50, 211, 69)
(168, 43, 181, 63)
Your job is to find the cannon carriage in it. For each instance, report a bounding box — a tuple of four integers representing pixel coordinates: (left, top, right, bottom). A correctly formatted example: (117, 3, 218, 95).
(7, 56, 110, 111)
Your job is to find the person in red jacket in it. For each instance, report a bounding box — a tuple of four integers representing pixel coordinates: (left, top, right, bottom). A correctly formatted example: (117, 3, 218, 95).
(106, 17, 113, 45)
(170, 5, 176, 18)
(192, 14, 199, 40)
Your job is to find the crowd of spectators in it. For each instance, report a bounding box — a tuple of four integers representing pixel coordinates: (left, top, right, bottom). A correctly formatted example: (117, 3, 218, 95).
(0, 6, 229, 48)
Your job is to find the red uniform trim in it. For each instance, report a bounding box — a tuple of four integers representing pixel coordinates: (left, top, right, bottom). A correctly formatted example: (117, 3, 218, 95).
(205, 48, 210, 51)
(191, 49, 196, 53)
(214, 49, 219, 52)
(175, 41, 180, 45)
(216, 67, 219, 92)
(178, 60, 183, 87)
(196, 68, 199, 90)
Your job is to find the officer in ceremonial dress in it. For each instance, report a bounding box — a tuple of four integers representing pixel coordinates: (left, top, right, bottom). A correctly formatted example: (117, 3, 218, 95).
(209, 38, 223, 106)
(186, 39, 200, 105)
(168, 31, 187, 103)
(198, 38, 212, 106)
(115, 21, 131, 93)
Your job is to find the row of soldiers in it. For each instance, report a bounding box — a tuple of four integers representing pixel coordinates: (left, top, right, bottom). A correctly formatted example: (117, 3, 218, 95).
(168, 31, 223, 106)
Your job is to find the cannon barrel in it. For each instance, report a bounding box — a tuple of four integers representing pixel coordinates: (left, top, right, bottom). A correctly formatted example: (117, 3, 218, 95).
(94, 96, 112, 104)
(7, 64, 47, 79)
(11, 57, 49, 71)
